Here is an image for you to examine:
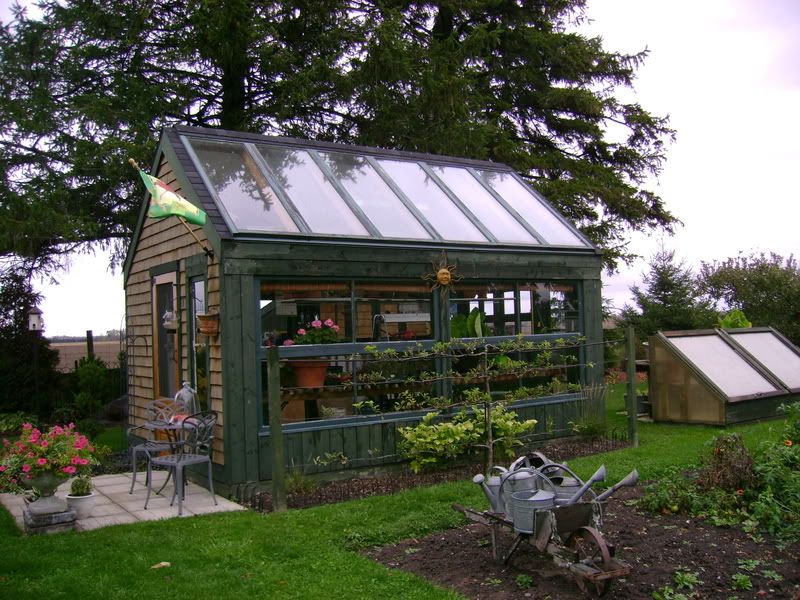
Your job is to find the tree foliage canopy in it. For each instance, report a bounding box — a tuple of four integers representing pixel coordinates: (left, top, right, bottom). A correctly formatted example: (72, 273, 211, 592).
(699, 253, 800, 345)
(0, 0, 677, 275)
(620, 248, 717, 340)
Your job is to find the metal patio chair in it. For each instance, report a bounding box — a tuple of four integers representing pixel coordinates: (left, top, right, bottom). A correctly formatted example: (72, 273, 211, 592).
(127, 396, 189, 493)
(144, 411, 218, 516)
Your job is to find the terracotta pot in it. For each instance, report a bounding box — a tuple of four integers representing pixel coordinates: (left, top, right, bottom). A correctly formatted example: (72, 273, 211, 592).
(288, 360, 330, 388)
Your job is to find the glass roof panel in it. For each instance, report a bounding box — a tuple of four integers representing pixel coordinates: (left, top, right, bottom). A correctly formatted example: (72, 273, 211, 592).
(430, 166, 538, 244)
(477, 170, 586, 246)
(670, 335, 780, 398)
(378, 159, 487, 242)
(188, 140, 298, 233)
(258, 146, 368, 236)
(729, 331, 800, 389)
(317, 151, 431, 240)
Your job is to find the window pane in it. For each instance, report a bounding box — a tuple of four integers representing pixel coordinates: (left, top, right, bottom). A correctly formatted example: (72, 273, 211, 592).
(260, 282, 351, 346)
(190, 279, 209, 411)
(670, 335, 780, 398)
(318, 152, 431, 240)
(430, 166, 537, 243)
(378, 159, 487, 242)
(354, 282, 433, 342)
(449, 283, 517, 337)
(258, 146, 368, 236)
(478, 170, 586, 246)
(189, 139, 298, 233)
(729, 331, 800, 389)
(519, 283, 579, 334)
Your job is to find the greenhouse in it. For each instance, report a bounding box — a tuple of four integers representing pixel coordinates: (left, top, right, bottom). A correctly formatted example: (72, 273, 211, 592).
(649, 327, 800, 425)
(123, 125, 605, 487)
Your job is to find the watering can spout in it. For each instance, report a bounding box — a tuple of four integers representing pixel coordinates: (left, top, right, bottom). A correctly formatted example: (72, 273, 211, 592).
(565, 464, 606, 505)
(472, 473, 505, 514)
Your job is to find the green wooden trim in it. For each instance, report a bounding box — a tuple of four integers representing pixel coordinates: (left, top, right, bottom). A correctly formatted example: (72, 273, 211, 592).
(149, 261, 180, 278)
(253, 392, 583, 481)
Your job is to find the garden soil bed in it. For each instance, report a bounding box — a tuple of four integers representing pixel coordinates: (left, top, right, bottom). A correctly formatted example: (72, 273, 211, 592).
(246, 437, 799, 598)
(368, 486, 800, 599)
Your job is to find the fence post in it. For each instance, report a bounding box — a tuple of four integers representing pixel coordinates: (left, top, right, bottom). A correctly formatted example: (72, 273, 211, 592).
(626, 325, 639, 447)
(267, 346, 287, 511)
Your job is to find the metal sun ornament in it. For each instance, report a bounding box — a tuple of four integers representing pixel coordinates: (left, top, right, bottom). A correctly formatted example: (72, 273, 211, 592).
(423, 251, 462, 302)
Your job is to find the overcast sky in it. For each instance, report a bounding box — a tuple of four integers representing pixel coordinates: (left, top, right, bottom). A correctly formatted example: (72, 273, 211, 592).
(5, 0, 799, 335)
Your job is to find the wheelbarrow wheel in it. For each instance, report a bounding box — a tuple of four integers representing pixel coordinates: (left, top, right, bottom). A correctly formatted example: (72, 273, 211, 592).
(566, 526, 613, 597)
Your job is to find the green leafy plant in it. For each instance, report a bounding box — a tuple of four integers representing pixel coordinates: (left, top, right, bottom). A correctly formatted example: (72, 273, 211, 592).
(673, 570, 701, 590)
(730, 573, 752, 591)
(515, 574, 534, 589)
(652, 586, 688, 600)
(718, 309, 751, 329)
(0, 412, 37, 434)
(69, 474, 93, 497)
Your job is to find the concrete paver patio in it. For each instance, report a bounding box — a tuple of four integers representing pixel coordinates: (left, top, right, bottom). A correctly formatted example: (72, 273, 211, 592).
(0, 471, 245, 532)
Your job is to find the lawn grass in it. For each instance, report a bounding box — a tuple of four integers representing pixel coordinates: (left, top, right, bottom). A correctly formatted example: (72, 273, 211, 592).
(93, 425, 126, 453)
(0, 397, 785, 600)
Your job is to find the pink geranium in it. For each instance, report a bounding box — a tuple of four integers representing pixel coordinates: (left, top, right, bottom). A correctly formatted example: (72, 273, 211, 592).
(0, 422, 98, 493)
(290, 318, 341, 345)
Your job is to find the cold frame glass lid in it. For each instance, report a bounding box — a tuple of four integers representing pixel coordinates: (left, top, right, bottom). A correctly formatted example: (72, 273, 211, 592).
(258, 146, 368, 236)
(189, 140, 298, 233)
(477, 170, 587, 246)
(317, 151, 431, 240)
(377, 159, 487, 242)
(669, 335, 780, 398)
(729, 331, 800, 389)
(430, 165, 538, 243)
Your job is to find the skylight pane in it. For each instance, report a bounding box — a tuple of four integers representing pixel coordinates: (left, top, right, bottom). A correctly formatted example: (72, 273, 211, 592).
(478, 170, 586, 246)
(670, 335, 780, 398)
(317, 151, 430, 240)
(189, 140, 298, 233)
(378, 159, 486, 242)
(430, 166, 537, 244)
(730, 331, 800, 389)
(258, 146, 368, 236)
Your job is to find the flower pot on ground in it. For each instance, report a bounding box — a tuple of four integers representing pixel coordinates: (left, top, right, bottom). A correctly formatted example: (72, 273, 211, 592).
(65, 475, 96, 519)
(0, 422, 98, 516)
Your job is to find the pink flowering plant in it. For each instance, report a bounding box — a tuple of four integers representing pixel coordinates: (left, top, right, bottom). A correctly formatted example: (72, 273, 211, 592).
(0, 423, 98, 493)
(284, 318, 342, 345)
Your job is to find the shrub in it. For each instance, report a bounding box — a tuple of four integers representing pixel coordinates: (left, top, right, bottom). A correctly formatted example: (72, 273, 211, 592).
(639, 403, 800, 543)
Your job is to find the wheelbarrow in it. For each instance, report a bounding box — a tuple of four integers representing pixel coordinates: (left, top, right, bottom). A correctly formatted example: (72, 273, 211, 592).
(457, 459, 638, 597)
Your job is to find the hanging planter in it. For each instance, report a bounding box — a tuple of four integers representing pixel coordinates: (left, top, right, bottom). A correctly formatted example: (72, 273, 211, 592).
(196, 311, 220, 336)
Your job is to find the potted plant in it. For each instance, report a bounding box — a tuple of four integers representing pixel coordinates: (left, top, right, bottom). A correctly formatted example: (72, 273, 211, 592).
(0, 422, 98, 515)
(196, 309, 220, 335)
(66, 474, 96, 519)
(284, 318, 341, 388)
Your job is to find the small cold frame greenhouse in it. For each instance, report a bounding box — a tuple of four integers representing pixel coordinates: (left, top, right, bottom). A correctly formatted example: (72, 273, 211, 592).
(123, 126, 605, 488)
(649, 328, 800, 425)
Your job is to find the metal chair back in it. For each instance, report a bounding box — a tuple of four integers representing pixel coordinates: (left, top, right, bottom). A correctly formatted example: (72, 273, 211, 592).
(179, 411, 216, 458)
(149, 397, 189, 423)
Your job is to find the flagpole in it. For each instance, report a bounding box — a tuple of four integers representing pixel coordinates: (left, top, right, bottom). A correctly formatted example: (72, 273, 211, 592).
(129, 158, 214, 259)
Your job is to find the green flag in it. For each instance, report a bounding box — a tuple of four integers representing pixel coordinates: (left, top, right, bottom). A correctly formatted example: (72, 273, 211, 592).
(138, 170, 207, 226)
